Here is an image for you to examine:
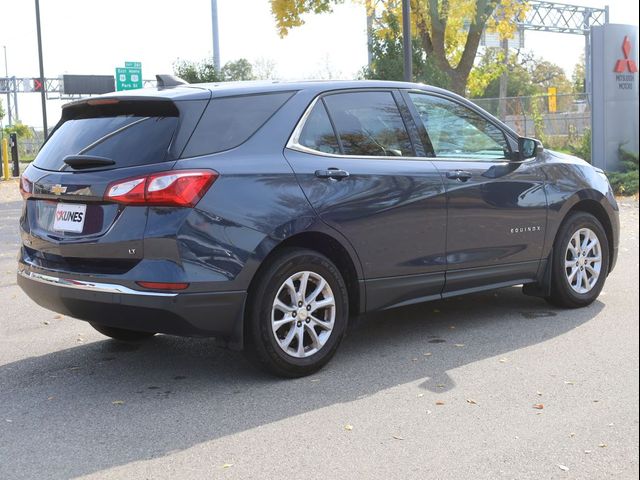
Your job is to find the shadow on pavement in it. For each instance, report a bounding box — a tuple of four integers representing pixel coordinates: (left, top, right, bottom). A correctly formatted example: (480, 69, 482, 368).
(0, 286, 603, 479)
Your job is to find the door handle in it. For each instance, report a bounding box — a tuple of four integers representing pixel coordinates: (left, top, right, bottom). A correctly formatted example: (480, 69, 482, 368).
(315, 168, 350, 180)
(446, 170, 473, 182)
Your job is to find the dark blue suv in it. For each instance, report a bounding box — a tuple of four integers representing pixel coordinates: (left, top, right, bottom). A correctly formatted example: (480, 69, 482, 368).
(18, 79, 619, 377)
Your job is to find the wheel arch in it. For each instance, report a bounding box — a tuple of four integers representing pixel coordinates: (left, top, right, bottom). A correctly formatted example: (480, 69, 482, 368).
(238, 230, 365, 349)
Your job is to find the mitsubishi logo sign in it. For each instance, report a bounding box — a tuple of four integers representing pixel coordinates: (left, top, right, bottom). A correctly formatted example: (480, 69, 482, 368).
(614, 36, 638, 73)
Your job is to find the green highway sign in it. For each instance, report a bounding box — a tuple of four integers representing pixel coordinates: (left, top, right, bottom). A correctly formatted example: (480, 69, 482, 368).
(115, 61, 143, 91)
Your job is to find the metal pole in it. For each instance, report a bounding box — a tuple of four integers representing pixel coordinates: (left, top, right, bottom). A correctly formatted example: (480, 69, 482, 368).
(211, 0, 221, 71)
(401, 0, 412, 82)
(3, 46, 11, 126)
(35, 0, 48, 138)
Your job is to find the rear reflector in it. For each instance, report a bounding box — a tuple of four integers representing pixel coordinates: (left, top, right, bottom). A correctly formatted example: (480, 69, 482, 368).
(136, 281, 189, 291)
(105, 169, 218, 207)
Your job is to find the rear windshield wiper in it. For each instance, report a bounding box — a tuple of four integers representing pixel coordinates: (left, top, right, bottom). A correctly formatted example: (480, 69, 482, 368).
(63, 155, 116, 169)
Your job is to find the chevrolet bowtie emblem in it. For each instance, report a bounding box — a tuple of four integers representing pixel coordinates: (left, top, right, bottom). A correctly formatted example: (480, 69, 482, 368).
(50, 184, 67, 195)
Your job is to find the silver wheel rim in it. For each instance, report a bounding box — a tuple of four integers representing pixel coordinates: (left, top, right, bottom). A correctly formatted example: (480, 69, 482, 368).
(271, 271, 336, 358)
(564, 227, 602, 294)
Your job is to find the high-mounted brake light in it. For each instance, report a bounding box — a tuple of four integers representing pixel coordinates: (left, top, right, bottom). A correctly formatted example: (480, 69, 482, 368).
(87, 98, 120, 106)
(105, 170, 218, 207)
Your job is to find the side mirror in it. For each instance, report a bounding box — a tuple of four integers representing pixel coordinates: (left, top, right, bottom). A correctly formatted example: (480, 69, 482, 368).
(517, 137, 543, 160)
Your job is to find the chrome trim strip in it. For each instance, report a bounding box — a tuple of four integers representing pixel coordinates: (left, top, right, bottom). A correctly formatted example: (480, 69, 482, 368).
(18, 269, 178, 297)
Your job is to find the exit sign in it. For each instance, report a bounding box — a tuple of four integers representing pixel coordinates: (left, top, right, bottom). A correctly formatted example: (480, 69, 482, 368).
(115, 61, 143, 91)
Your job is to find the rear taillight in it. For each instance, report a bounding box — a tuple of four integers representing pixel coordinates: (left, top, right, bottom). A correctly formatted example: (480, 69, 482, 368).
(136, 281, 189, 291)
(105, 170, 218, 207)
(20, 175, 33, 199)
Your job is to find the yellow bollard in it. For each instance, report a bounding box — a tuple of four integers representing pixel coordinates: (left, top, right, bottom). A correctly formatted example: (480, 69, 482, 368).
(2, 138, 9, 180)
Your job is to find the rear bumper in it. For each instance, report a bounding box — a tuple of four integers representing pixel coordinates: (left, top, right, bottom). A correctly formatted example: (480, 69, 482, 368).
(17, 266, 246, 347)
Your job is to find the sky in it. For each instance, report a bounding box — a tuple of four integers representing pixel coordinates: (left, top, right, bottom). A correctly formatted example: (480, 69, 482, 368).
(1, 0, 638, 129)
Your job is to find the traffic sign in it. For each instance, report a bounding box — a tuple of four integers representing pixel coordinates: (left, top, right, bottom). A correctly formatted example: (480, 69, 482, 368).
(115, 62, 143, 91)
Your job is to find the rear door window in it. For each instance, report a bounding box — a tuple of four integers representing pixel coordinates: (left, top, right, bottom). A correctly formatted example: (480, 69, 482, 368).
(34, 115, 178, 171)
(323, 91, 414, 157)
(182, 91, 295, 157)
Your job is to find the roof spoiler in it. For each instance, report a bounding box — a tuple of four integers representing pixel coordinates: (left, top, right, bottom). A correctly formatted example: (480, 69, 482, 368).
(155, 74, 188, 88)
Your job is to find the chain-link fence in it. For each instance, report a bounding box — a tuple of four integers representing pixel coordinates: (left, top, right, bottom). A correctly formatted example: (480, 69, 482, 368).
(471, 93, 591, 146)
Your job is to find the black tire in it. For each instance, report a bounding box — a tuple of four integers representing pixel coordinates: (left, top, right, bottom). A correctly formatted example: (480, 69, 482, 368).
(245, 247, 349, 378)
(90, 323, 156, 341)
(546, 211, 610, 308)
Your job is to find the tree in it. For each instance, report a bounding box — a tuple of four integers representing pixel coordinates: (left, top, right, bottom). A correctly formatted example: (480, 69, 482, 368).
(270, 0, 528, 95)
(3, 122, 34, 139)
(362, 10, 450, 87)
(572, 54, 585, 93)
(172, 58, 256, 83)
(0, 99, 5, 123)
(220, 59, 255, 81)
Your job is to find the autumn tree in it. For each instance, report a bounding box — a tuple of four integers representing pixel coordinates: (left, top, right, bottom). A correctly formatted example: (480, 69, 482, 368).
(270, 0, 528, 95)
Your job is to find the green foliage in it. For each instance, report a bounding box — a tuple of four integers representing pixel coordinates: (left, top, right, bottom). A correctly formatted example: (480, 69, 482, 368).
(569, 128, 591, 163)
(0, 99, 5, 122)
(361, 12, 449, 88)
(571, 54, 585, 93)
(3, 122, 34, 139)
(173, 58, 256, 83)
(472, 51, 571, 99)
(608, 147, 639, 196)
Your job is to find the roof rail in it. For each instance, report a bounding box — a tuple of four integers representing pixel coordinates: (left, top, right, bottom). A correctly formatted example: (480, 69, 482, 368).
(155, 74, 188, 88)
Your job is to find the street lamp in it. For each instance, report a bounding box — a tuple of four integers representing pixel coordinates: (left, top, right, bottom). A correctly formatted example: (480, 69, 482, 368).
(35, 0, 48, 138)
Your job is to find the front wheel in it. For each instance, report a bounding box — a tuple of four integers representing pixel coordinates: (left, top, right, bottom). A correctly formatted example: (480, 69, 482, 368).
(546, 212, 610, 308)
(245, 248, 349, 378)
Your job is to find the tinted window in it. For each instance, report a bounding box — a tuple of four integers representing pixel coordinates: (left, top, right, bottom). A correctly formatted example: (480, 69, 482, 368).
(183, 92, 294, 157)
(34, 116, 178, 171)
(409, 93, 508, 160)
(298, 101, 340, 154)
(323, 92, 413, 157)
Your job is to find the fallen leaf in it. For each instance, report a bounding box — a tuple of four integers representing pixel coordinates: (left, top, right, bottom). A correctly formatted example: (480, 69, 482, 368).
(499, 357, 508, 363)
(310, 379, 320, 383)
(426, 410, 432, 415)
(564, 381, 575, 385)
(598, 443, 607, 448)
(454, 343, 465, 347)
(584, 450, 592, 454)
(536, 391, 543, 396)
(435, 400, 445, 406)
(436, 384, 446, 388)
(43, 321, 50, 326)
(569, 432, 576, 438)
(392, 435, 404, 440)
(607, 423, 614, 427)
(466, 398, 478, 405)
(53, 315, 62, 319)
(222, 463, 233, 469)
(344, 424, 353, 431)
(423, 352, 432, 356)
(47, 396, 54, 401)
(112, 400, 125, 406)
(593, 399, 600, 403)
(558, 465, 569, 472)
(417, 393, 424, 398)
(533, 403, 544, 410)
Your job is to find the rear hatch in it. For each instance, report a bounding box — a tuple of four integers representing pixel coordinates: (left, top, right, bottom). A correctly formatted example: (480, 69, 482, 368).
(20, 94, 209, 275)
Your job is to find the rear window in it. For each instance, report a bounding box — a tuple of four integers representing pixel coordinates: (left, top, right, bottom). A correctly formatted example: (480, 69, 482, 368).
(34, 115, 178, 171)
(182, 91, 294, 157)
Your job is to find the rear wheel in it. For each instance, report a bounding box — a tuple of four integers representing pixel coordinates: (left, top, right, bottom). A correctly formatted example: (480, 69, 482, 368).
(245, 248, 349, 378)
(546, 212, 609, 308)
(90, 323, 156, 341)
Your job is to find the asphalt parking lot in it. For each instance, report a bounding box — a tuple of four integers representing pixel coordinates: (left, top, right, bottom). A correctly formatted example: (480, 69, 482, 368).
(0, 180, 638, 480)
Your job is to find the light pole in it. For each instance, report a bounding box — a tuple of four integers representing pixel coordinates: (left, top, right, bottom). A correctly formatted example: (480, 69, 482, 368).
(402, 0, 412, 82)
(3, 46, 11, 126)
(35, 0, 48, 138)
(211, 0, 221, 71)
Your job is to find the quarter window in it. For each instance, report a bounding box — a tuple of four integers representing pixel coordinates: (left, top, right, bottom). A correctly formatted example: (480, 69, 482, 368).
(409, 93, 508, 160)
(323, 92, 413, 157)
(298, 101, 341, 154)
